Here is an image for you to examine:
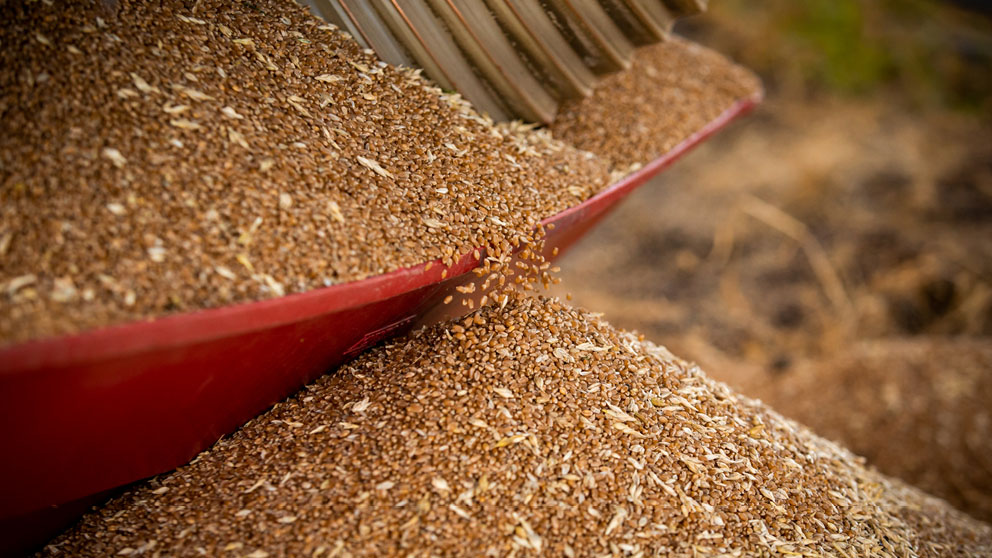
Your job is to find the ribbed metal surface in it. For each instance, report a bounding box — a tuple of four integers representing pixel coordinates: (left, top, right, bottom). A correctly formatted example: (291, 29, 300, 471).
(307, 0, 704, 123)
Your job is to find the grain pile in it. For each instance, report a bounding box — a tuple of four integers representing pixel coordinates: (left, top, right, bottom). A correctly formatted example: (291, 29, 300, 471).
(0, 0, 759, 346)
(0, 0, 609, 345)
(551, 38, 762, 173)
(43, 296, 991, 557)
(758, 338, 992, 523)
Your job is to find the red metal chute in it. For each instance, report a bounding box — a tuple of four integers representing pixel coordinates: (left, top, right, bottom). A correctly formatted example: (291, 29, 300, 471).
(0, 95, 759, 554)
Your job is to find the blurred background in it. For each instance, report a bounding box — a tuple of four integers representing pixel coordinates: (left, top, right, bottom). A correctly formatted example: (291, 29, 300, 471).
(553, 0, 992, 522)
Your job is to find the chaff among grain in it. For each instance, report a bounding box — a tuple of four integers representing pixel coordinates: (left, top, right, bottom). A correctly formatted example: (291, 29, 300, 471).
(0, 0, 759, 346)
(43, 296, 992, 557)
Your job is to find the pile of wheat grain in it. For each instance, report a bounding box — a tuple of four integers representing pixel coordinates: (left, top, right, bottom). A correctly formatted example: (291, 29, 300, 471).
(42, 296, 991, 557)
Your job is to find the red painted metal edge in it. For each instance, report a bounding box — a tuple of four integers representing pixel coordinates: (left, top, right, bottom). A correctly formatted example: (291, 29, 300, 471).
(0, 94, 759, 554)
(0, 95, 758, 375)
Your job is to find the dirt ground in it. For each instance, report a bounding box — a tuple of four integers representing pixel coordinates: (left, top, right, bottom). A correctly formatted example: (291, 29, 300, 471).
(553, 2, 992, 522)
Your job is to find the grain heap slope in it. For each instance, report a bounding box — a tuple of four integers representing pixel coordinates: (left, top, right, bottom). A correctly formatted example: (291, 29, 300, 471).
(551, 37, 761, 173)
(0, 0, 606, 345)
(764, 338, 992, 523)
(0, 0, 760, 346)
(44, 296, 992, 557)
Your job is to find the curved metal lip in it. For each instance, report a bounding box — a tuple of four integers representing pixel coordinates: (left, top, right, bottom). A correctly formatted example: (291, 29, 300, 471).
(430, 0, 558, 123)
(384, 0, 510, 120)
(0, 93, 761, 374)
(336, 0, 417, 67)
(489, 0, 598, 98)
(618, 0, 672, 40)
(555, 0, 635, 70)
